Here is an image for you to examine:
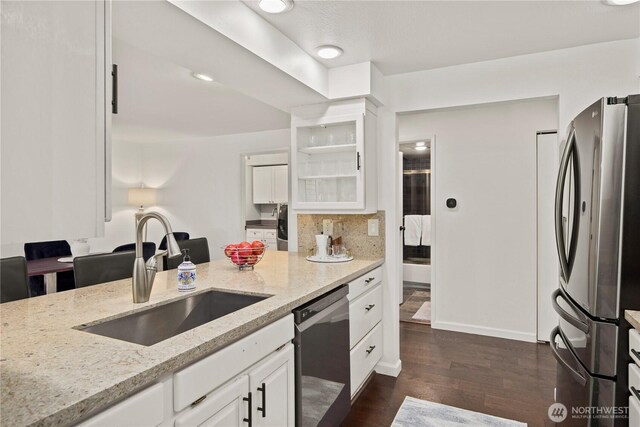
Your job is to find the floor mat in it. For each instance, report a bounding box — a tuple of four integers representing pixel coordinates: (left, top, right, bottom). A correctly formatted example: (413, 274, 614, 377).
(400, 288, 430, 324)
(391, 396, 527, 427)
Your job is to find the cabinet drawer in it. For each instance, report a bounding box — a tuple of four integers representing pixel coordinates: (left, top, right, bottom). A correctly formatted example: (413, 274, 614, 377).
(349, 285, 382, 348)
(78, 383, 165, 427)
(246, 229, 264, 240)
(630, 329, 640, 365)
(631, 392, 640, 427)
(350, 322, 382, 397)
(348, 266, 383, 301)
(630, 364, 640, 394)
(173, 315, 293, 412)
(174, 376, 248, 427)
(264, 230, 277, 239)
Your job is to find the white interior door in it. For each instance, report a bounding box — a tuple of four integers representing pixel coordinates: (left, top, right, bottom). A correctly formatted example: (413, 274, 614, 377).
(536, 131, 560, 341)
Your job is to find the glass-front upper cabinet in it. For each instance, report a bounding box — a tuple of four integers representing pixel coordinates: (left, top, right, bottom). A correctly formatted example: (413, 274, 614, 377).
(291, 98, 377, 212)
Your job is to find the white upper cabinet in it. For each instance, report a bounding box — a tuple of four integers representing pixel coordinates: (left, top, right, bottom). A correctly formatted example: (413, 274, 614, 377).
(0, 0, 111, 244)
(291, 98, 377, 213)
(272, 165, 289, 204)
(252, 165, 289, 204)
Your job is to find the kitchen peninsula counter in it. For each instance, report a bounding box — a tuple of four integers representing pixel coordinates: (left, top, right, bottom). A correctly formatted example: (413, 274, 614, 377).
(0, 252, 383, 427)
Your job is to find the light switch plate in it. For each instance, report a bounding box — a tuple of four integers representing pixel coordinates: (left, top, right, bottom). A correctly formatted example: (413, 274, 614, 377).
(323, 219, 333, 236)
(368, 219, 379, 236)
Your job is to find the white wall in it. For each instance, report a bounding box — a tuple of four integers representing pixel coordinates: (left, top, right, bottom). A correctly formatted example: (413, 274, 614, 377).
(0, 139, 143, 257)
(140, 129, 290, 260)
(375, 38, 640, 371)
(399, 98, 558, 342)
(87, 140, 145, 253)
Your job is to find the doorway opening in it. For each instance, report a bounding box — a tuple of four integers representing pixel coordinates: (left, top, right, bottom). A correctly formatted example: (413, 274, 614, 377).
(398, 139, 432, 325)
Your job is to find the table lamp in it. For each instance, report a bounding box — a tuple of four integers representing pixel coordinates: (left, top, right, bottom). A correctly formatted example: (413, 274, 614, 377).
(128, 187, 157, 239)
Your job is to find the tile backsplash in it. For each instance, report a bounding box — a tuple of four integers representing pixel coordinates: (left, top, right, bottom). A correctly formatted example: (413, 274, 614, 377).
(297, 211, 385, 258)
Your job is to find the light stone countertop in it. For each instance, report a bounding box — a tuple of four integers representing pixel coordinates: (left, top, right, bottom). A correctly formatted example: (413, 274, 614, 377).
(626, 310, 640, 331)
(0, 252, 383, 427)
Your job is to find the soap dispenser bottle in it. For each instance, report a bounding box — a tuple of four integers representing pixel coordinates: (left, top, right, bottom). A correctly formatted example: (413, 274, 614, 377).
(177, 249, 196, 292)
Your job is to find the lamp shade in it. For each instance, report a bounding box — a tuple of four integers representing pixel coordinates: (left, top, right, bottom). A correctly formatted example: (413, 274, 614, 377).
(128, 188, 157, 207)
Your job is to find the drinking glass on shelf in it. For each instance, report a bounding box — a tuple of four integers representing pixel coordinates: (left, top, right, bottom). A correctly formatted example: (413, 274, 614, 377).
(346, 127, 356, 145)
(326, 132, 335, 147)
(309, 134, 318, 147)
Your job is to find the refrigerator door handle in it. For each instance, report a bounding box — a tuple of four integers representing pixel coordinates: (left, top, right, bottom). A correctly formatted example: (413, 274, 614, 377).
(550, 326, 588, 387)
(554, 127, 580, 283)
(551, 288, 589, 334)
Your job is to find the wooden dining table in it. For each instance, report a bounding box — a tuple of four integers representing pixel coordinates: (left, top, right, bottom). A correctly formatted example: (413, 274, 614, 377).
(26, 256, 73, 294)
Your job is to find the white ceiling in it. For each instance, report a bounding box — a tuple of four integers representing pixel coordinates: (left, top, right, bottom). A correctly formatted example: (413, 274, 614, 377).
(111, 39, 291, 143)
(245, 0, 640, 75)
(400, 141, 431, 159)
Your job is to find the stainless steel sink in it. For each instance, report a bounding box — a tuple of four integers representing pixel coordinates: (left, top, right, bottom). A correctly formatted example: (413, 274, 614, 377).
(78, 290, 270, 346)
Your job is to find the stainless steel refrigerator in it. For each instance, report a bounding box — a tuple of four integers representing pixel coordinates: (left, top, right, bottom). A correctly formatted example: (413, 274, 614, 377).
(551, 95, 640, 426)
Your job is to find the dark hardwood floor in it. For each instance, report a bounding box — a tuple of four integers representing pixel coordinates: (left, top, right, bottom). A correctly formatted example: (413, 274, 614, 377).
(344, 323, 557, 427)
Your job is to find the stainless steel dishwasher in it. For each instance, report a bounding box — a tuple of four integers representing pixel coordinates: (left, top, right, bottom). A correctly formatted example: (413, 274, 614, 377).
(293, 285, 350, 427)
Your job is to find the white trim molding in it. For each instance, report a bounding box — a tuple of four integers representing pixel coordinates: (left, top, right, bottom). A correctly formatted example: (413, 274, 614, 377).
(432, 321, 537, 343)
(375, 359, 402, 377)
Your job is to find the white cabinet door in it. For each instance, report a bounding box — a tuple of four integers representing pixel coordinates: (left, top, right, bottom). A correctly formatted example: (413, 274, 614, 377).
(272, 165, 289, 203)
(175, 377, 249, 427)
(249, 344, 295, 427)
(1, 0, 110, 244)
(253, 167, 274, 204)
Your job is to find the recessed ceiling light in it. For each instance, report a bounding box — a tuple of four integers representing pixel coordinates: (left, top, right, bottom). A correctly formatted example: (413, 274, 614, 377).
(192, 72, 214, 82)
(415, 141, 426, 147)
(602, 0, 638, 4)
(415, 146, 427, 151)
(259, 0, 293, 13)
(316, 45, 343, 59)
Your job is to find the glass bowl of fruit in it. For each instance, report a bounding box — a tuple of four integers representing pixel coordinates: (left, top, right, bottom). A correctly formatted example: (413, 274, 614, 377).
(223, 241, 267, 270)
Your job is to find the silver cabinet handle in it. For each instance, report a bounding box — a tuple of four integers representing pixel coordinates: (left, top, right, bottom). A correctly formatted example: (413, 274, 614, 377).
(365, 304, 375, 311)
(364, 277, 375, 284)
(366, 345, 376, 355)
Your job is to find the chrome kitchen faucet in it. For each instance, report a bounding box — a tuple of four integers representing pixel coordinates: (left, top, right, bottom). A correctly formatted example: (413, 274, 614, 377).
(132, 212, 181, 303)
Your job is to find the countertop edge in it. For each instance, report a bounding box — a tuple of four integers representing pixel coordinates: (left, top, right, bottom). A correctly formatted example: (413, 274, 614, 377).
(28, 258, 384, 427)
(625, 310, 640, 331)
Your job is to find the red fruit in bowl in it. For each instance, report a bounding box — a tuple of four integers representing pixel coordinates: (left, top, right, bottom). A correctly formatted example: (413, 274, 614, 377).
(230, 252, 243, 265)
(251, 240, 265, 255)
(224, 244, 237, 258)
(237, 241, 252, 257)
(246, 254, 258, 265)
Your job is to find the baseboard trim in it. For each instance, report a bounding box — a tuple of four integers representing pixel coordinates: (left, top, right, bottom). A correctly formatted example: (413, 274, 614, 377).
(431, 320, 537, 343)
(375, 359, 402, 377)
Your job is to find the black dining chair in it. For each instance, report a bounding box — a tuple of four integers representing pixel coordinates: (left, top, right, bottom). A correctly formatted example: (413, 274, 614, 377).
(166, 238, 210, 270)
(159, 232, 190, 250)
(160, 232, 189, 269)
(74, 251, 136, 288)
(24, 240, 75, 295)
(1, 256, 30, 303)
(113, 242, 156, 262)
